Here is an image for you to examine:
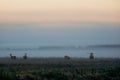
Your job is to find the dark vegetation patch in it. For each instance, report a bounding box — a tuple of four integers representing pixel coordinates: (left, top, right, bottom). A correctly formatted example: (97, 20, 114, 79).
(0, 58, 120, 80)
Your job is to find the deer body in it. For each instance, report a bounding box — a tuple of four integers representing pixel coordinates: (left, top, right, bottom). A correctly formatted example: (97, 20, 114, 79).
(64, 55, 70, 59)
(23, 53, 27, 59)
(90, 52, 94, 59)
(10, 54, 16, 59)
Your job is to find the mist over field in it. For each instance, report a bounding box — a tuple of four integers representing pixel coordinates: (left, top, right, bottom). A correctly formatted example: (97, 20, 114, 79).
(0, 24, 120, 46)
(0, 24, 120, 58)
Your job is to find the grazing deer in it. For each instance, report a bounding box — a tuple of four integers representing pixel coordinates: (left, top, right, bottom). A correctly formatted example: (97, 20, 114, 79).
(10, 53, 16, 59)
(89, 52, 94, 59)
(23, 53, 27, 59)
(64, 55, 70, 59)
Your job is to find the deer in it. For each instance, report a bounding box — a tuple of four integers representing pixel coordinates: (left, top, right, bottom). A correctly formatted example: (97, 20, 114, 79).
(64, 55, 71, 59)
(10, 53, 16, 59)
(89, 52, 94, 59)
(23, 53, 27, 59)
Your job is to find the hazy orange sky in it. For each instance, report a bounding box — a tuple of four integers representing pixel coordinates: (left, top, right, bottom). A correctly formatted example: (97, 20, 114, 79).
(0, 0, 120, 24)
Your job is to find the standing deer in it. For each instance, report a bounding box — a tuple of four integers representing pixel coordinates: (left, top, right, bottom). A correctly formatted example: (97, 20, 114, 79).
(10, 53, 16, 59)
(89, 52, 94, 59)
(23, 53, 27, 59)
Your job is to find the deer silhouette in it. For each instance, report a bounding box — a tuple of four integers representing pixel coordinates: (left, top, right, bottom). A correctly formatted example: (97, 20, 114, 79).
(89, 52, 94, 59)
(10, 53, 16, 59)
(23, 53, 27, 59)
(64, 55, 70, 59)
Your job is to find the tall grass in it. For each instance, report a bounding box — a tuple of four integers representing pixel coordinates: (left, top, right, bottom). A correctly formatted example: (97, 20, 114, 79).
(0, 58, 120, 80)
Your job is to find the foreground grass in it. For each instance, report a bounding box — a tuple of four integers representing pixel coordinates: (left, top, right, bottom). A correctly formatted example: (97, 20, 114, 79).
(0, 58, 120, 80)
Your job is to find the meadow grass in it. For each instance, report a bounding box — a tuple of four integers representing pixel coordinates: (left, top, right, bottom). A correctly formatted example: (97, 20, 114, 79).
(0, 58, 120, 80)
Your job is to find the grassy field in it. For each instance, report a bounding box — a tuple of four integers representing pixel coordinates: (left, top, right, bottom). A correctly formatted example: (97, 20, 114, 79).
(0, 58, 120, 80)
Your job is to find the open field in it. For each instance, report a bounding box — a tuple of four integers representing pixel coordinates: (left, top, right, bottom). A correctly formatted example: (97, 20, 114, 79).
(0, 58, 120, 80)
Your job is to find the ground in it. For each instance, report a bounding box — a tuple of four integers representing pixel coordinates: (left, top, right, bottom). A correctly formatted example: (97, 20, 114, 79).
(0, 58, 120, 80)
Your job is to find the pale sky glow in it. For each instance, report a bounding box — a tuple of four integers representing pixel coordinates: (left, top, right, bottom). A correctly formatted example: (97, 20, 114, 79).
(0, 0, 120, 24)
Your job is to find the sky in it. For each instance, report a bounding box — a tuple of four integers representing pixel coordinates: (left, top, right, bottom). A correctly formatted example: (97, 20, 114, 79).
(0, 0, 120, 24)
(0, 24, 120, 46)
(0, 0, 120, 46)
